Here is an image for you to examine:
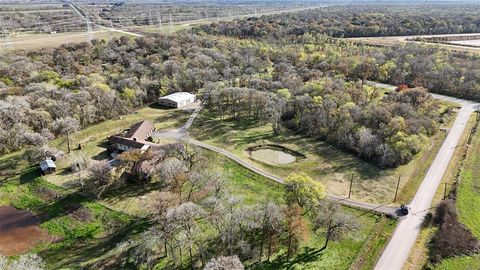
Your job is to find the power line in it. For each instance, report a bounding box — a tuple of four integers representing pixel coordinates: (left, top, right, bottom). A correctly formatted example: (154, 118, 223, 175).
(86, 11, 93, 43)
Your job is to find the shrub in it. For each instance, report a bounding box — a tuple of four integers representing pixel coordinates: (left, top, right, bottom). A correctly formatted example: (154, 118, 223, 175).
(430, 200, 479, 263)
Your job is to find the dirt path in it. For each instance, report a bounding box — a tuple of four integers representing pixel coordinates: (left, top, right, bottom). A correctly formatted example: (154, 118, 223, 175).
(0, 206, 46, 256)
(191, 139, 396, 216)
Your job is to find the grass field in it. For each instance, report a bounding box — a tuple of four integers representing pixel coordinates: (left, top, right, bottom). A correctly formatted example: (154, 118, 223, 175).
(190, 102, 457, 205)
(434, 254, 480, 270)
(0, 146, 394, 269)
(0, 151, 135, 268)
(456, 117, 480, 239)
(1, 30, 123, 51)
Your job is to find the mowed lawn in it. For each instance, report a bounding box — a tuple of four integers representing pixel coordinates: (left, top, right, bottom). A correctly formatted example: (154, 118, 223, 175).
(190, 102, 457, 205)
(46, 104, 191, 188)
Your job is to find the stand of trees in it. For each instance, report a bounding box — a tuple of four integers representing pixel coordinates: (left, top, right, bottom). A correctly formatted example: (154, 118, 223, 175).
(195, 8, 480, 101)
(207, 77, 437, 167)
(2, 27, 448, 168)
(91, 144, 357, 269)
(196, 4, 480, 39)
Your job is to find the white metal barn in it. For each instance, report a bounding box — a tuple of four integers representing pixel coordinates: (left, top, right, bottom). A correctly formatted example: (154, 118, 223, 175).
(158, 92, 196, 108)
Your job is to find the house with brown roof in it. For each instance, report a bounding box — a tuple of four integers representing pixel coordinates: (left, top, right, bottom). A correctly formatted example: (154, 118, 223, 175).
(109, 120, 154, 152)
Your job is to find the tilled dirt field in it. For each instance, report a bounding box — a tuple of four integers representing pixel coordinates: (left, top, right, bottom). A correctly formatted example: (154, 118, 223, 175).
(0, 205, 46, 256)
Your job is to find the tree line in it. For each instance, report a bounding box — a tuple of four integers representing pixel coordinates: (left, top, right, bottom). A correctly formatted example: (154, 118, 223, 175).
(195, 4, 480, 40)
(206, 77, 438, 167)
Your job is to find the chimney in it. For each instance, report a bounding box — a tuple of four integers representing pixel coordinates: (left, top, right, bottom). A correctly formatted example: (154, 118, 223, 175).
(133, 137, 137, 142)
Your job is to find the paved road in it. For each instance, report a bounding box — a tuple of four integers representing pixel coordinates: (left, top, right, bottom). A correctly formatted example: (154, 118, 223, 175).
(348, 33, 480, 53)
(371, 83, 480, 270)
(152, 101, 203, 140)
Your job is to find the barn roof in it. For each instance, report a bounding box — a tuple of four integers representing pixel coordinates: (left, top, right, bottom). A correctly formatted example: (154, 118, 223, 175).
(158, 92, 196, 103)
(39, 159, 56, 171)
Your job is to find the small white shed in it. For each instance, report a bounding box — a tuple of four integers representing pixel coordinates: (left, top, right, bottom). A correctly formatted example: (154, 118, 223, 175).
(158, 92, 196, 108)
(39, 159, 56, 174)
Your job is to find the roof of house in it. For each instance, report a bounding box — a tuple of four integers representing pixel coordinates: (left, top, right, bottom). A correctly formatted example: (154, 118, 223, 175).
(158, 92, 196, 103)
(109, 136, 146, 148)
(39, 159, 56, 171)
(124, 120, 154, 141)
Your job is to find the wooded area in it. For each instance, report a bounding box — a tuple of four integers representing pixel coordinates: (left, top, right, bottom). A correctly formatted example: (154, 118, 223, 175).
(197, 4, 480, 38)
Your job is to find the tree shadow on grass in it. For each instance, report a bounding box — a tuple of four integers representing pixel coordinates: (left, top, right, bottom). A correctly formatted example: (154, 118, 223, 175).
(0, 154, 29, 183)
(101, 181, 164, 204)
(19, 167, 42, 184)
(252, 247, 325, 270)
(41, 218, 152, 269)
(35, 193, 89, 223)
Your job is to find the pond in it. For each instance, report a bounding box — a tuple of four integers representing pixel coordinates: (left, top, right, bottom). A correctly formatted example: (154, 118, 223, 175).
(250, 148, 297, 165)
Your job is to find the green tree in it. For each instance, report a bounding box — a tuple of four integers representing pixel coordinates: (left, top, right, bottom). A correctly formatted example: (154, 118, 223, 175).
(284, 172, 326, 214)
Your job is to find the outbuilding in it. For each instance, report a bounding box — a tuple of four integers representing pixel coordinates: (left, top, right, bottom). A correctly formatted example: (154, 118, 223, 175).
(39, 159, 56, 175)
(158, 92, 196, 108)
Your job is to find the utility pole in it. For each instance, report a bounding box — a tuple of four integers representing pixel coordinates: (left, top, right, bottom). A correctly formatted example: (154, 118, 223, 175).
(169, 13, 173, 33)
(393, 175, 401, 203)
(348, 173, 355, 199)
(109, 19, 114, 39)
(149, 11, 153, 26)
(157, 8, 162, 32)
(0, 20, 13, 54)
(86, 12, 93, 43)
(443, 182, 448, 200)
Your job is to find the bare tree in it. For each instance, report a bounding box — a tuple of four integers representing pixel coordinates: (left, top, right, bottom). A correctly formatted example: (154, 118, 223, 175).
(259, 202, 284, 261)
(5, 253, 45, 270)
(314, 201, 358, 253)
(204, 255, 244, 270)
(86, 160, 113, 198)
(0, 255, 7, 270)
(149, 190, 181, 258)
(69, 152, 89, 189)
(285, 203, 308, 259)
(51, 117, 79, 153)
(165, 202, 205, 268)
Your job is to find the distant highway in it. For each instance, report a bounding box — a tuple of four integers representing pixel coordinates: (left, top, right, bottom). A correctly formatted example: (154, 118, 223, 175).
(348, 33, 480, 53)
(370, 82, 480, 270)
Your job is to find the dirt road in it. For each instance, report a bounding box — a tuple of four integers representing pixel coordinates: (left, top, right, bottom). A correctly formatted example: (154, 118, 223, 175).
(191, 139, 396, 216)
